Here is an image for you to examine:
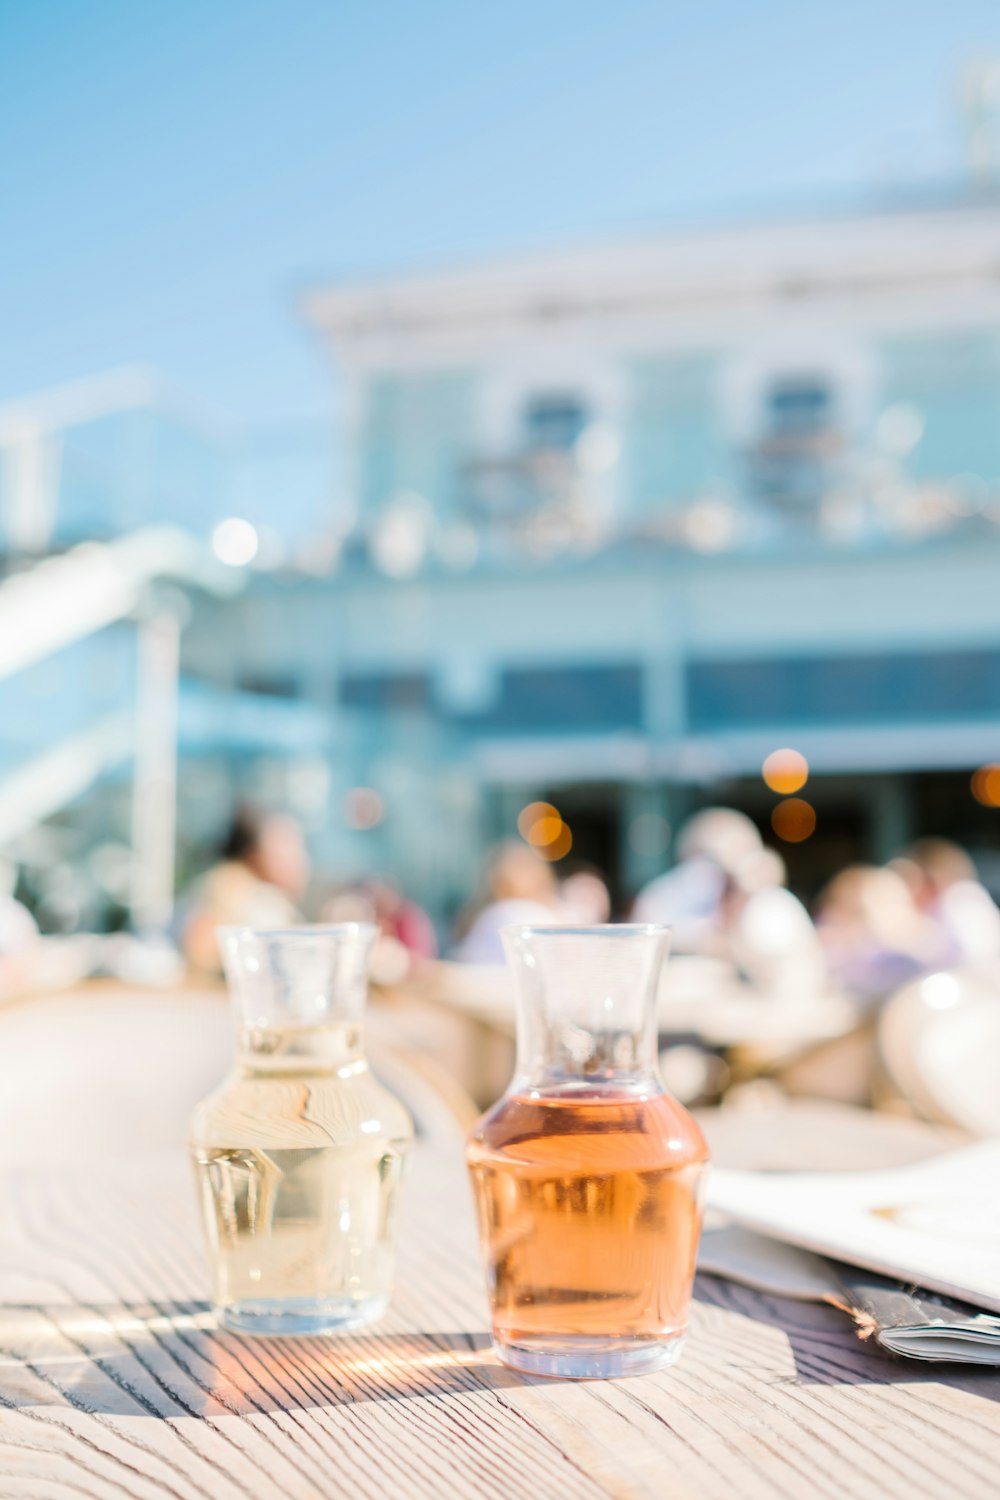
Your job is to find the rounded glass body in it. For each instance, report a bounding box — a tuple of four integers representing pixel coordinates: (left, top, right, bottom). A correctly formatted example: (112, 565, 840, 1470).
(189, 925, 413, 1336)
(466, 925, 709, 1379)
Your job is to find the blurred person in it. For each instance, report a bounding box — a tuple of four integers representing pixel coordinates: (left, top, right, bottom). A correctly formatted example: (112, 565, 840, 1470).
(180, 807, 310, 977)
(815, 864, 947, 1002)
(0, 859, 40, 997)
(452, 841, 561, 963)
(721, 847, 827, 999)
(559, 863, 612, 925)
(320, 882, 375, 926)
(633, 809, 826, 997)
(322, 877, 438, 988)
(893, 837, 1000, 965)
(631, 808, 763, 950)
(366, 878, 438, 961)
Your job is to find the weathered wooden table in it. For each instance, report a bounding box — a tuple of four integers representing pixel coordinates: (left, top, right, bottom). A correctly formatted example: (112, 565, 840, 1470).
(1, 1103, 997, 1500)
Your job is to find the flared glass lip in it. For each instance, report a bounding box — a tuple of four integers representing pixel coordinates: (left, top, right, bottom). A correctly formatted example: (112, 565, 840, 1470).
(217, 922, 377, 942)
(501, 922, 670, 939)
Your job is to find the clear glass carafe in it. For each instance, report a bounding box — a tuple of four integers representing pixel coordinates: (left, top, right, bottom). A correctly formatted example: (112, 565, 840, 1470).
(190, 924, 413, 1336)
(467, 925, 709, 1379)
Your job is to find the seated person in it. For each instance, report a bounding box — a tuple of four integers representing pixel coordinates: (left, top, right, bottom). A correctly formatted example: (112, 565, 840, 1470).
(452, 842, 562, 964)
(893, 838, 1000, 966)
(815, 864, 947, 1003)
(180, 807, 310, 976)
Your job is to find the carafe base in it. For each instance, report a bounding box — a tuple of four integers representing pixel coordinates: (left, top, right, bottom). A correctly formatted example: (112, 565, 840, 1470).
(492, 1330, 686, 1380)
(217, 1294, 389, 1337)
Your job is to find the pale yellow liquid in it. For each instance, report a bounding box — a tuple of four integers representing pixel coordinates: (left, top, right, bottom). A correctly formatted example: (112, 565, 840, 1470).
(190, 1024, 412, 1333)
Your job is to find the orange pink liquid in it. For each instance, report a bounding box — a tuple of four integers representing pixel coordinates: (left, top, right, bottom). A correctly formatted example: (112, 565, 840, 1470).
(466, 1088, 709, 1349)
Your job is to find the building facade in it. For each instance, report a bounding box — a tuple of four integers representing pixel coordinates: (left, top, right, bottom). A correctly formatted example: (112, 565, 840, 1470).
(7, 198, 1000, 928)
(187, 198, 1000, 912)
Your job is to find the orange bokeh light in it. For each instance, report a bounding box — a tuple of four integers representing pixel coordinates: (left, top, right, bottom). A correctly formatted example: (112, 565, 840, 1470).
(539, 821, 573, 861)
(972, 765, 1000, 807)
(771, 798, 817, 843)
(517, 801, 559, 840)
(762, 748, 809, 795)
(526, 815, 564, 848)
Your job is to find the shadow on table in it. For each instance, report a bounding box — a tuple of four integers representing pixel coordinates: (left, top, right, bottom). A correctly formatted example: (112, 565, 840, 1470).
(694, 1276, 1000, 1403)
(0, 1301, 536, 1418)
(16, 1286, 999, 1421)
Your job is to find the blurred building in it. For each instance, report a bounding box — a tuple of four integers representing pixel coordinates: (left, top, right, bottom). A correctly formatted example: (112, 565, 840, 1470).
(6, 197, 1000, 926)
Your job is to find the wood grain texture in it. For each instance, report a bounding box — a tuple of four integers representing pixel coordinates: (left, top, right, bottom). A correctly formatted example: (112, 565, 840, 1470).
(1, 1107, 998, 1500)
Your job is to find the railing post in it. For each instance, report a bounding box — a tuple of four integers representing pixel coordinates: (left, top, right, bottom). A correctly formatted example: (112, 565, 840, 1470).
(2, 421, 61, 556)
(131, 604, 180, 934)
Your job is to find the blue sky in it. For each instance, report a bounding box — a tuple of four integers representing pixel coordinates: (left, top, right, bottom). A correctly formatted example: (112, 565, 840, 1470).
(2, 0, 998, 429)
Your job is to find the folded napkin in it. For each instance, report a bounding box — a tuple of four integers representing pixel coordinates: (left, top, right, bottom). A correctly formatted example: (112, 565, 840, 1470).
(698, 1225, 1000, 1363)
(706, 1142, 1000, 1309)
(701, 1141, 1000, 1364)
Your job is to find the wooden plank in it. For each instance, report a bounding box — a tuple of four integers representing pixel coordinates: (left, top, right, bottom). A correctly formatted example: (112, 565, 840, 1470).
(1, 1110, 998, 1500)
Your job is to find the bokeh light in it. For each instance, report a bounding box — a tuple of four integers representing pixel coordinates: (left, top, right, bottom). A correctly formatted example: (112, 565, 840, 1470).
(682, 499, 734, 553)
(771, 798, 817, 842)
(539, 821, 573, 861)
(516, 801, 572, 859)
(971, 765, 1000, 807)
(343, 787, 384, 830)
(525, 815, 564, 848)
(762, 748, 809, 795)
(211, 517, 259, 566)
(517, 802, 559, 840)
(369, 491, 432, 578)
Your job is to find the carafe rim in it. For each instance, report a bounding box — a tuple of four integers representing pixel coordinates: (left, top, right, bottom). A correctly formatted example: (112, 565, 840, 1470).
(501, 922, 670, 940)
(217, 921, 377, 943)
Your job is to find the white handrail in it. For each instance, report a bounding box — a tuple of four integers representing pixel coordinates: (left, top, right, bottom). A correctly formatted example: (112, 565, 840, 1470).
(0, 365, 228, 444)
(0, 527, 241, 683)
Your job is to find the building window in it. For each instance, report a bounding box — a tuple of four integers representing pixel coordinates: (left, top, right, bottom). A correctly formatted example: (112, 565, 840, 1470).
(749, 375, 841, 513)
(769, 379, 832, 434)
(523, 394, 590, 453)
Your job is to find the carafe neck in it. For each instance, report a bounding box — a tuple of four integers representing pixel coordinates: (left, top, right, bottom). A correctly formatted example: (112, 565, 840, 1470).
(237, 1021, 367, 1077)
(502, 924, 668, 1091)
(220, 923, 376, 1035)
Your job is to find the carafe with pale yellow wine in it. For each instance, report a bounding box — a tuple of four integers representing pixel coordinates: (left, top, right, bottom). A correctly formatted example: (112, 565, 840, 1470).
(467, 924, 709, 1379)
(190, 924, 413, 1336)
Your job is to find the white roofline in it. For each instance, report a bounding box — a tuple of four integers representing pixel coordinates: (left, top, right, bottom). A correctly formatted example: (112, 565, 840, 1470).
(302, 199, 1000, 343)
